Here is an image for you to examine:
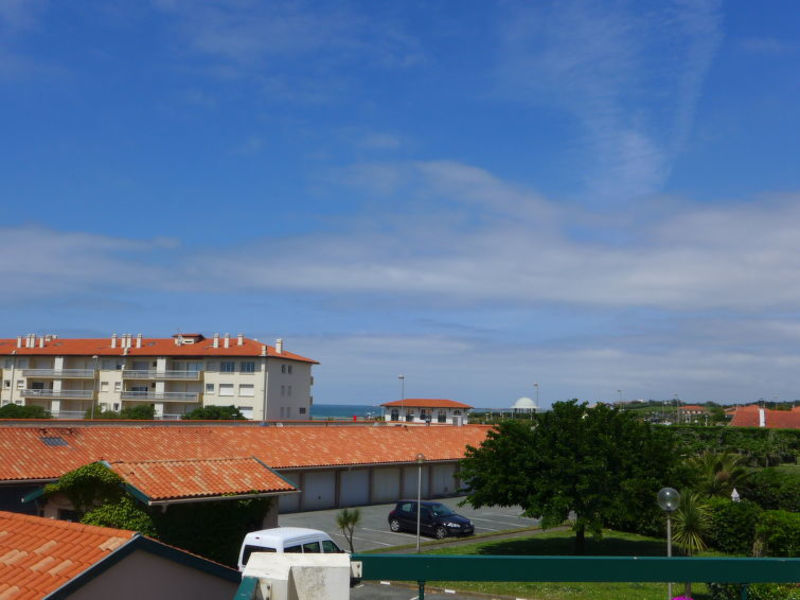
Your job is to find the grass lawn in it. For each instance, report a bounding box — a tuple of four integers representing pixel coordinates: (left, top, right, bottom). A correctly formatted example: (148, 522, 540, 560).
(424, 529, 717, 600)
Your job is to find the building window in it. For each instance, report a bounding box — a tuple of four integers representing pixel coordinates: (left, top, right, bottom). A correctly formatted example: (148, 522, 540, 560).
(17, 381, 23, 389)
(221, 361, 235, 373)
(2, 380, 9, 388)
(281, 364, 286, 373)
(391, 409, 399, 421)
(281, 385, 285, 397)
(205, 383, 215, 394)
(219, 384, 234, 397)
(288, 365, 293, 374)
(298, 407, 306, 415)
(3, 359, 11, 368)
(100, 381, 109, 392)
(438, 410, 446, 423)
(114, 382, 121, 392)
(240, 361, 255, 373)
(287, 385, 292, 396)
(113, 403, 120, 411)
(239, 384, 254, 397)
(206, 362, 218, 372)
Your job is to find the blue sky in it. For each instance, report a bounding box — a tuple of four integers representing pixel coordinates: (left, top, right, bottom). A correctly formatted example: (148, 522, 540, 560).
(2, 0, 800, 409)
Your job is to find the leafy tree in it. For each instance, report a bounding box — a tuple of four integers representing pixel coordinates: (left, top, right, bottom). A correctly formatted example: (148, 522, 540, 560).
(460, 400, 686, 553)
(0, 403, 51, 418)
(335, 508, 361, 553)
(182, 405, 245, 420)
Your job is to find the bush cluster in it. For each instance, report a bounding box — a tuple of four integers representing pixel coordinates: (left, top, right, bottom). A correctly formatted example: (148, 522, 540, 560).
(739, 468, 800, 512)
(706, 497, 762, 555)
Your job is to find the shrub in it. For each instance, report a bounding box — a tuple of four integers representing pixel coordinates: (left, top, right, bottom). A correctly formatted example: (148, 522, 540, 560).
(740, 468, 800, 512)
(708, 583, 800, 600)
(706, 497, 762, 555)
(82, 495, 156, 536)
(0, 404, 50, 419)
(754, 510, 800, 557)
(182, 405, 245, 420)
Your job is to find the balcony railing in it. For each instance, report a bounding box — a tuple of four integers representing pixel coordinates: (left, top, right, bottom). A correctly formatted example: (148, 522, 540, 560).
(21, 389, 94, 399)
(122, 370, 202, 381)
(120, 391, 200, 402)
(22, 369, 95, 379)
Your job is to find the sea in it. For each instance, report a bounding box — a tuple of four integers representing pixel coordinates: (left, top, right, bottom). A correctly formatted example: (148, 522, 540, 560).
(310, 403, 382, 420)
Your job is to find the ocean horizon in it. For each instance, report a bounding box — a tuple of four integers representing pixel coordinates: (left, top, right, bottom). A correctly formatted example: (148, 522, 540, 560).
(310, 403, 382, 420)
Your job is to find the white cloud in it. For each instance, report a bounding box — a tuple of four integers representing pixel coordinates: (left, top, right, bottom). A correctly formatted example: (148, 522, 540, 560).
(494, 0, 723, 203)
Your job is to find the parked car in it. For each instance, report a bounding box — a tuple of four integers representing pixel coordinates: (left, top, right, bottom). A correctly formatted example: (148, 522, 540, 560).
(387, 500, 474, 539)
(237, 527, 343, 571)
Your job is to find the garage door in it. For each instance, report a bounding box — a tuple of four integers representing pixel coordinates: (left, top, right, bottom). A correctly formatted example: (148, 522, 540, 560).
(302, 470, 336, 510)
(401, 465, 429, 499)
(339, 469, 369, 507)
(371, 467, 401, 503)
(431, 464, 457, 496)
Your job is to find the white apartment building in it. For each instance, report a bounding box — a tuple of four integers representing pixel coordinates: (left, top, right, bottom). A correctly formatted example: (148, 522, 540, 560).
(0, 333, 317, 420)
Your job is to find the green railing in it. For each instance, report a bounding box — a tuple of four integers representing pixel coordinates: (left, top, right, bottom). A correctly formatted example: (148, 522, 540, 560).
(351, 554, 800, 600)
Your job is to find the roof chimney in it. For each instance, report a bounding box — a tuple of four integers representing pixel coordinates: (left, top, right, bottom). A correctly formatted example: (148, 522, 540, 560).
(136, 333, 142, 348)
(275, 338, 283, 354)
(111, 333, 117, 348)
(261, 345, 267, 357)
(237, 333, 244, 346)
(212, 333, 219, 348)
(759, 407, 766, 428)
(16, 336, 21, 348)
(223, 333, 230, 349)
(38, 337, 44, 348)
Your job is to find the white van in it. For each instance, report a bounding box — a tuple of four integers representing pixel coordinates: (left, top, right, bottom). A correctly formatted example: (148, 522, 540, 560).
(237, 527, 344, 571)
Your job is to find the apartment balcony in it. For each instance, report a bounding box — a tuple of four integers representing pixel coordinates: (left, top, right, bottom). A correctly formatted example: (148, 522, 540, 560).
(122, 370, 202, 381)
(21, 389, 94, 399)
(120, 391, 200, 402)
(22, 369, 95, 379)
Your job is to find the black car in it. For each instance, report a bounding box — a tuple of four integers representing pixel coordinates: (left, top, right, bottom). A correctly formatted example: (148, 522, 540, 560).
(387, 500, 474, 539)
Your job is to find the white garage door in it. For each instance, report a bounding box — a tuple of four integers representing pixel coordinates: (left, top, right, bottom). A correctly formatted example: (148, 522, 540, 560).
(371, 467, 401, 503)
(339, 469, 370, 507)
(431, 464, 457, 496)
(302, 470, 337, 510)
(401, 465, 429, 499)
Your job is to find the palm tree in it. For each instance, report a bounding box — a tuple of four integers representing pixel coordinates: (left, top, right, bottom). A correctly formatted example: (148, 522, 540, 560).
(688, 451, 750, 497)
(672, 491, 711, 598)
(335, 508, 361, 553)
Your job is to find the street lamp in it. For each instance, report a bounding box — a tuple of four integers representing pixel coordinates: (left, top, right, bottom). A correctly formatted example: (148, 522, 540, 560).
(534, 383, 539, 412)
(415, 452, 425, 553)
(657, 487, 680, 600)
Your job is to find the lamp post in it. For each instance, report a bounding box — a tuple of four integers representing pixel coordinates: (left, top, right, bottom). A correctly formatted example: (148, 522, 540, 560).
(657, 487, 680, 600)
(415, 452, 425, 553)
(534, 383, 539, 417)
(617, 389, 622, 407)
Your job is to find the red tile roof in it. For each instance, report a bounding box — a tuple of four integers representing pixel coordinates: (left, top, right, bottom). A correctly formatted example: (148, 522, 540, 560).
(679, 405, 707, 411)
(108, 457, 296, 502)
(0, 336, 317, 363)
(381, 398, 473, 409)
(729, 405, 800, 429)
(0, 424, 491, 484)
(0, 510, 135, 599)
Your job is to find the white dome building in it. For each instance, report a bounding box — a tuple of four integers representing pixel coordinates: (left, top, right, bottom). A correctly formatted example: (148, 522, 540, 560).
(512, 396, 538, 415)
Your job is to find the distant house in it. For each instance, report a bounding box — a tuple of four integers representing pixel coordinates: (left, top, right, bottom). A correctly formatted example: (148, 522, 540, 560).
(0, 510, 239, 599)
(381, 398, 472, 425)
(678, 404, 708, 423)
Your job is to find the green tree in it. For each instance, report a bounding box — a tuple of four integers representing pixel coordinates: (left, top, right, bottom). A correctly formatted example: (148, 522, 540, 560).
(0, 404, 51, 419)
(182, 405, 246, 420)
(460, 400, 685, 554)
(335, 508, 361, 553)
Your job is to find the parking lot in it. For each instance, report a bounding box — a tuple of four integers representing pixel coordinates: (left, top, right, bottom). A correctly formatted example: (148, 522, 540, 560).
(278, 496, 539, 552)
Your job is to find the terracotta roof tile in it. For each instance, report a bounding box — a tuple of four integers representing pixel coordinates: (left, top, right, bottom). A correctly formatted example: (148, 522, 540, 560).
(108, 457, 296, 501)
(729, 405, 800, 429)
(0, 424, 490, 483)
(381, 398, 473, 409)
(0, 511, 135, 599)
(0, 337, 317, 363)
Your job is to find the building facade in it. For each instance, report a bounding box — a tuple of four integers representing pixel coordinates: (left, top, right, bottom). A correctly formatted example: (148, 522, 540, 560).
(380, 398, 472, 425)
(0, 333, 316, 420)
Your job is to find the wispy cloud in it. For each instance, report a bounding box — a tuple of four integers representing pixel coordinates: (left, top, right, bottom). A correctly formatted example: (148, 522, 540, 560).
(740, 37, 800, 56)
(494, 0, 723, 204)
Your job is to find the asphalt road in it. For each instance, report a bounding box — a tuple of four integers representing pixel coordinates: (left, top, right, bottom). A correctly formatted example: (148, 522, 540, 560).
(278, 496, 538, 553)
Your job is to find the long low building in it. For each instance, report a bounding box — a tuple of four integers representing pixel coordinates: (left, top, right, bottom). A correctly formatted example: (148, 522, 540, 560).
(0, 421, 490, 521)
